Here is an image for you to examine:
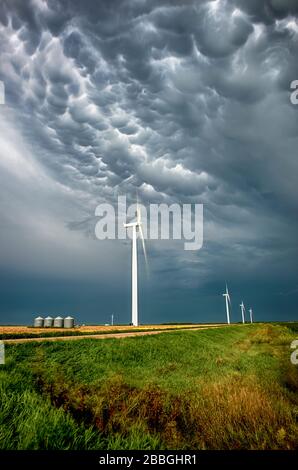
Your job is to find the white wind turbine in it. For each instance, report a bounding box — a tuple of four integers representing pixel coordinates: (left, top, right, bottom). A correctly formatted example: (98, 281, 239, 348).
(124, 200, 147, 327)
(223, 284, 231, 324)
(240, 301, 246, 324)
(249, 308, 253, 323)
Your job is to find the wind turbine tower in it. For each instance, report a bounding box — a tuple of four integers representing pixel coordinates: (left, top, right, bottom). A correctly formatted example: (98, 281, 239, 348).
(249, 308, 253, 323)
(223, 284, 231, 324)
(240, 301, 245, 324)
(124, 201, 147, 327)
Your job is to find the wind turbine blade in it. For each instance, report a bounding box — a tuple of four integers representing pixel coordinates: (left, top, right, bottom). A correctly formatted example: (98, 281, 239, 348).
(136, 190, 141, 224)
(225, 282, 231, 304)
(137, 207, 141, 224)
(139, 224, 149, 273)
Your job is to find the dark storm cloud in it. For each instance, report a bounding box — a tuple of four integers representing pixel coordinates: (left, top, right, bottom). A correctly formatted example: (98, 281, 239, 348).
(234, 0, 298, 23)
(0, 0, 298, 323)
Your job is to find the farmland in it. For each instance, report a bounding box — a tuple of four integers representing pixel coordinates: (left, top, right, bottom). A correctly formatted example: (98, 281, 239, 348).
(0, 323, 220, 340)
(0, 323, 298, 450)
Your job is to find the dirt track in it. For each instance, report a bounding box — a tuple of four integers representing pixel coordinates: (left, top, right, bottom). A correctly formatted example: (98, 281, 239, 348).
(3, 325, 226, 344)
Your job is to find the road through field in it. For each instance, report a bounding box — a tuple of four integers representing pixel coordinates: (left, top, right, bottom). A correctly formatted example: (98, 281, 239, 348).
(3, 325, 227, 344)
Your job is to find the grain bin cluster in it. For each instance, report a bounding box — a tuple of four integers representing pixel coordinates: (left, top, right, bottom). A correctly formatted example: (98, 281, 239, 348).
(33, 316, 75, 328)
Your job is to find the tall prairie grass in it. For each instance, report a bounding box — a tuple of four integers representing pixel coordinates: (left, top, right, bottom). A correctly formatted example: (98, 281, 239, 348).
(0, 324, 297, 449)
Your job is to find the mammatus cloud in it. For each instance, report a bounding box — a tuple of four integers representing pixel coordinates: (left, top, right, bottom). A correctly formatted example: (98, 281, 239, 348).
(0, 0, 298, 322)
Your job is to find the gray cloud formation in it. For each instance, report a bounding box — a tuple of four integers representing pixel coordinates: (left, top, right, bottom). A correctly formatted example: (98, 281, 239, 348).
(0, 0, 298, 322)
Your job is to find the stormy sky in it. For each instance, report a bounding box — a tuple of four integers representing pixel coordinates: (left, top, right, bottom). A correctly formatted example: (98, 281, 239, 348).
(0, 0, 298, 325)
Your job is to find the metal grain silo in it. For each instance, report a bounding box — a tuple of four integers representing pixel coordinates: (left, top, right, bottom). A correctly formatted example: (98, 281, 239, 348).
(34, 316, 44, 328)
(64, 316, 74, 328)
(44, 316, 53, 328)
(54, 316, 63, 328)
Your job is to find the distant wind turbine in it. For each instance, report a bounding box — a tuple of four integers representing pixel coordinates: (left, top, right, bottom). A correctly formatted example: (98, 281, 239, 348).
(223, 284, 231, 324)
(249, 308, 253, 323)
(124, 199, 148, 326)
(240, 301, 246, 324)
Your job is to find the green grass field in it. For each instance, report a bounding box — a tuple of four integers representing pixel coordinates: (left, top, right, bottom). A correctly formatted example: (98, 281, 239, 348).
(1, 323, 298, 450)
